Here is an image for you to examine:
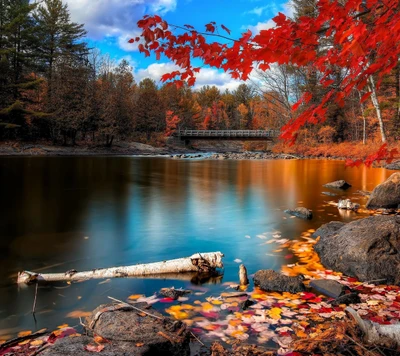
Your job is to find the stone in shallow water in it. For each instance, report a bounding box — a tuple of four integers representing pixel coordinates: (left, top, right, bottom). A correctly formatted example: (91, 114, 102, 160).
(253, 269, 306, 293)
(309, 279, 346, 299)
(323, 180, 352, 189)
(284, 207, 313, 220)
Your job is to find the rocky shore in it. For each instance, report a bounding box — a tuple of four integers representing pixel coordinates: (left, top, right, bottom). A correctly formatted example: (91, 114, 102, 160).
(171, 152, 300, 160)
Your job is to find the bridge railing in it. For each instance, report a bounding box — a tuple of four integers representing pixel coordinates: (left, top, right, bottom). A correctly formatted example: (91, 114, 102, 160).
(175, 130, 280, 138)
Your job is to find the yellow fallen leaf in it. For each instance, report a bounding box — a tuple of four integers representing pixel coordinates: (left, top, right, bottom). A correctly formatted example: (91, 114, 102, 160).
(57, 324, 69, 329)
(128, 294, 143, 300)
(201, 302, 213, 311)
(30, 340, 44, 346)
(269, 307, 282, 320)
(17, 331, 32, 337)
(211, 300, 223, 305)
(18, 339, 30, 345)
(66, 310, 91, 318)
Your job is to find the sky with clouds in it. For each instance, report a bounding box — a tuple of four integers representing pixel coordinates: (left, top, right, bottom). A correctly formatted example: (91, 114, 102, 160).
(64, 0, 292, 91)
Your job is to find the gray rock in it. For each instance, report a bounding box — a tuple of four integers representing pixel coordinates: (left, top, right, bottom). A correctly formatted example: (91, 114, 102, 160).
(253, 270, 306, 293)
(314, 215, 400, 284)
(366, 172, 400, 209)
(284, 207, 313, 220)
(312, 221, 345, 239)
(330, 293, 361, 306)
(386, 161, 400, 170)
(323, 180, 352, 189)
(338, 199, 360, 211)
(309, 279, 347, 298)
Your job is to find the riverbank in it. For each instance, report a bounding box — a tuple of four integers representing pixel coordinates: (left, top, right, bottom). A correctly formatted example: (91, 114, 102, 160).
(2, 140, 400, 169)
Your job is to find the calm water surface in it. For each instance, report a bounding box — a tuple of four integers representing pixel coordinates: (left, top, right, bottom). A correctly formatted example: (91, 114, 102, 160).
(0, 156, 394, 338)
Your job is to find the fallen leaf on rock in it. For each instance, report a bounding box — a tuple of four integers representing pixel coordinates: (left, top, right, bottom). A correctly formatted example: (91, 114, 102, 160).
(17, 331, 32, 337)
(84, 344, 105, 352)
(66, 310, 91, 318)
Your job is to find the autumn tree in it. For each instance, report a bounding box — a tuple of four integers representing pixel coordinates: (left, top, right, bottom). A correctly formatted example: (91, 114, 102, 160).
(133, 0, 400, 162)
(134, 78, 165, 140)
(33, 0, 87, 107)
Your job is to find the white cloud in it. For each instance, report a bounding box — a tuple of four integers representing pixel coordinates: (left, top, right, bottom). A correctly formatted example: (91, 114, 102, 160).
(245, 5, 276, 17)
(133, 62, 244, 91)
(243, 1, 294, 34)
(64, 0, 177, 50)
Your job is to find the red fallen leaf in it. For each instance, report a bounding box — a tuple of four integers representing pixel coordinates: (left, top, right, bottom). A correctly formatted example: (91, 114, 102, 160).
(369, 316, 391, 325)
(284, 254, 293, 259)
(191, 328, 204, 334)
(159, 298, 174, 303)
(285, 353, 303, 356)
(309, 298, 322, 303)
(128, 38, 135, 43)
(48, 328, 77, 344)
(84, 344, 105, 352)
(347, 277, 358, 282)
(200, 311, 219, 319)
(301, 292, 317, 300)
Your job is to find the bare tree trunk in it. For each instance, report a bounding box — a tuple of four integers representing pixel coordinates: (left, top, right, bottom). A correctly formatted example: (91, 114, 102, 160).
(357, 90, 367, 145)
(17, 252, 224, 284)
(368, 76, 386, 143)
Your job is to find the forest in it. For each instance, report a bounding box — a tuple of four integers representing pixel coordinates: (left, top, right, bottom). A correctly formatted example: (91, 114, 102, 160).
(1, 0, 399, 158)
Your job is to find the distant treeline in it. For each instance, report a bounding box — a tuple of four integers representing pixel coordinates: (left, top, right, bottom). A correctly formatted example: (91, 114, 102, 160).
(0, 0, 399, 147)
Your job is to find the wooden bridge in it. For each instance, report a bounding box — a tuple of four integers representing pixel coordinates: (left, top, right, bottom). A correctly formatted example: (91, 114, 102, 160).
(174, 130, 280, 141)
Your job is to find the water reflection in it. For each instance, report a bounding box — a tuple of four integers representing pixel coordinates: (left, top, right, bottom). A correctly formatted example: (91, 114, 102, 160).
(0, 156, 394, 335)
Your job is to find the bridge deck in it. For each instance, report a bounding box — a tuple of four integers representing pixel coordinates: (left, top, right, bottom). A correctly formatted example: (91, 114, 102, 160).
(175, 130, 280, 140)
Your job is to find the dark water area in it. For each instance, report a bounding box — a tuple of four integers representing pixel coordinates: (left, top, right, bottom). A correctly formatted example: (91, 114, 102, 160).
(0, 156, 394, 338)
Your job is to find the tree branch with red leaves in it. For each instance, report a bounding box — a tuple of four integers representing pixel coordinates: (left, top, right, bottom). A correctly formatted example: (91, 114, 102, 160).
(132, 0, 400, 164)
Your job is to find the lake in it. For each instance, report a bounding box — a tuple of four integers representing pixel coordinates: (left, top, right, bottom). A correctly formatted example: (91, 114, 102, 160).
(0, 156, 393, 338)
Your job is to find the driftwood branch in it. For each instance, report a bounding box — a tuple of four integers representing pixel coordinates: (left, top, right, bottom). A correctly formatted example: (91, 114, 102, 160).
(17, 252, 224, 284)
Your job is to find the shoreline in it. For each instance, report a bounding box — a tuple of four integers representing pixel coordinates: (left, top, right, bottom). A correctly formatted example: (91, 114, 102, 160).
(0, 142, 398, 168)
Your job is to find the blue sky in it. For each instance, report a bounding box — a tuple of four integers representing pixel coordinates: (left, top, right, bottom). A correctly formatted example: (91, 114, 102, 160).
(64, 0, 292, 90)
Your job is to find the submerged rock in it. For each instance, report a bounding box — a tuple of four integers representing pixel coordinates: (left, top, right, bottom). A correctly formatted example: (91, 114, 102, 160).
(366, 172, 400, 209)
(314, 215, 400, 284)
(323, 180, 352, 189)
(322, 191, 336, 196)
(253, 269, 306, 293)
(284, 207, 313, 220)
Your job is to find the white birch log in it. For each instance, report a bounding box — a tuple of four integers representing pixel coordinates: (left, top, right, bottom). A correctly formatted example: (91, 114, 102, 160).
(17, 252, 224, 284)
(346, 307, 400, 346)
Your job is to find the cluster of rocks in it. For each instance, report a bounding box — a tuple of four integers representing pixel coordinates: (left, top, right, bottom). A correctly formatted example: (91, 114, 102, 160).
(208, 152, 298, 160)
(170, 152, 300, 160)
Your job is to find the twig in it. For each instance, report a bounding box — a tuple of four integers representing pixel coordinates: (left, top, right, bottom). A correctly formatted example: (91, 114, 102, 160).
(158, 331, 176, 344)
(190, 331, 205, 347)
(32, 282, 38, 314)
(344, 334, 375, 356)
(107, 296, 163, 320)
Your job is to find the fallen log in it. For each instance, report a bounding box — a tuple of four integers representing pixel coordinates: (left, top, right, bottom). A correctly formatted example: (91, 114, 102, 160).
(17, 252, 224, 284)
(346, 307, 400, 347)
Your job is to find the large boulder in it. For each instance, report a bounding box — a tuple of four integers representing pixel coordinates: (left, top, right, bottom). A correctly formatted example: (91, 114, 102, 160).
(253, 270, 306, 293)
(366, 172, 400, 209)
(314, 215, 400, 284)
(323, 180, 352, 190)
(284, 207, 313, 220)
